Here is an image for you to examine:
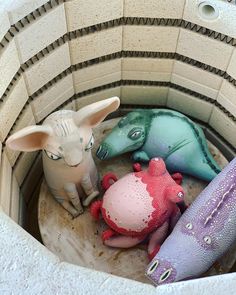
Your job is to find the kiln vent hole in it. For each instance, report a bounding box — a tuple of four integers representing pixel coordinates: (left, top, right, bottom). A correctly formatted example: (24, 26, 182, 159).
(198, 2, 219, 20)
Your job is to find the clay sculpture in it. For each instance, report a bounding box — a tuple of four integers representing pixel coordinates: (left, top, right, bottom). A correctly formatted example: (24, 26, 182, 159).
(146, 157, 236, 285)
(6, 97, 120, 217)
(96, 109, 221, 182)
(90, 158, 185, 259)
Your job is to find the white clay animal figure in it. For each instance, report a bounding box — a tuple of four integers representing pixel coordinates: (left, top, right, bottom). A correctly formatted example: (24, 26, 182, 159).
(6, 97, 120, 217)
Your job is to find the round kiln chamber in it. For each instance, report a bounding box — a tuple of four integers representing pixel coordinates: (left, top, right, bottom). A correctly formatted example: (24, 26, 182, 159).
(0, 0, 236, 292)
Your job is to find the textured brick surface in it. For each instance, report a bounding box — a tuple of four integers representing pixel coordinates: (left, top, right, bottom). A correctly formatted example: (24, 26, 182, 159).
(70, 27, 122, 64)
(2, 0, 48, 25)
(0, 77, 28, 142)
(65, 0, 123, 31)
(167, 88, 213, 122)
(75, 72, 121, 94)
(0, 9, 10, 42)
(123, 26, 180, 52)
(227, 48, 236, 80)
(14, 152, 38, 186)
(209, 108, 236, 148)
(31, 74, 74, 122)
(23, 43, 71, 95)
(121, 86, 168, 106)
(10, 174, 20, 223)
(76, 87, 121, 110)
(217, 80, 236, 117)
(5, 105, 35, 166)
(14, 4, 67, 63)
(177, 29, 233, 71)
(0, 40, 20, 99)
(73, 59, 122, 92)
(0, 152, 12, 215)
(171, 61, 223, 100)
(124, 0, 185, 18)
(122, 58, 173, 82)
(21, 154, 42, 204)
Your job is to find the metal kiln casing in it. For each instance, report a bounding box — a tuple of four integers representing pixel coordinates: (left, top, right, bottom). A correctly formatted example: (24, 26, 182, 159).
(0, 0, 235, 294)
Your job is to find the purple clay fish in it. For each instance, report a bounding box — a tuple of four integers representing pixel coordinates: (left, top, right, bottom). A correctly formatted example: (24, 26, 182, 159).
(146, 157, 236, 286)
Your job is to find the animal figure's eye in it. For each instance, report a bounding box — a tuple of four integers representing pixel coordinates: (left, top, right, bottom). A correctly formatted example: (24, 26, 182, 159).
(159, 269, 172, 283)
(85, 135, 94, 151)
(45, 151, 61, 160)
(118, 116, 128, 128)
(203, 236, 212, 245)
(186, 222, 193, 230)
(128, 128, 142, 140)
(177, 191, 184, 199)
(146, 260, 159, 275)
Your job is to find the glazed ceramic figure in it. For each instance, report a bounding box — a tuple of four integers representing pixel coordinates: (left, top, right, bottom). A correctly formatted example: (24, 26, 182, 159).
(6, 97, 120, 217)
(96, 109, 221, 182)
(90, 158, 185, 259)
(146, 157, 236, 286)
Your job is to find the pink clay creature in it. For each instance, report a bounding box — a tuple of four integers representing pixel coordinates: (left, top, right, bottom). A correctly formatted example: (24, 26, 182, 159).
(91, 158, 185, 259)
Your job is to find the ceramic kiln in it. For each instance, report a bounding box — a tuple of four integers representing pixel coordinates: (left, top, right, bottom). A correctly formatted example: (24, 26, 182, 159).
(0, 0, 236, 293)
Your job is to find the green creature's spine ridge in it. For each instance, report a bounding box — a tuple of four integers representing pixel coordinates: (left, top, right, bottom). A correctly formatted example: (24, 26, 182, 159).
(137, 110, 221, 174)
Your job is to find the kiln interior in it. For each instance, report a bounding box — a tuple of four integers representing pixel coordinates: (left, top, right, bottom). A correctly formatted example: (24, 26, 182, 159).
(0, 0, 236, 285)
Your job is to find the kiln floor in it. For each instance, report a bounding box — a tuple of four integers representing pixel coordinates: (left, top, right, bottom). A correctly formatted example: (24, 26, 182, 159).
(38, 118, 235, 284)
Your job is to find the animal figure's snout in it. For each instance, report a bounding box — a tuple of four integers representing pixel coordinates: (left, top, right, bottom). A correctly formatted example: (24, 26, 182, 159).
(64, 147, 83, 167)
(96, 143, 110, 160)
(146, 258, 177, 286)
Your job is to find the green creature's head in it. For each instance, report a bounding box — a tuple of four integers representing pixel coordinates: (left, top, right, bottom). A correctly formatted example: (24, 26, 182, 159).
(96, 110, 151, 160)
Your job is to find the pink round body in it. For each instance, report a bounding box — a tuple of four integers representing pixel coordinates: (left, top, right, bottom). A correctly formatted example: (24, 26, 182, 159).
(101, 158, 184, 237)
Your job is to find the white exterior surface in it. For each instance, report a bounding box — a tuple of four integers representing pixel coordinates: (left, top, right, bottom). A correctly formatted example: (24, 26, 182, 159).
(1, 209, 236, 295)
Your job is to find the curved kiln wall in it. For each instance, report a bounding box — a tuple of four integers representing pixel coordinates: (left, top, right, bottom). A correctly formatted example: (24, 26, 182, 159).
(0, 0, 235, 248)
(0, 0, 236, 293)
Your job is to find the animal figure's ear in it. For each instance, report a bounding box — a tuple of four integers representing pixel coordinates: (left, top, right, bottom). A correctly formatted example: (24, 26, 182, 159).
(74, 96, 120, 127)
(6, 125, 53, 152)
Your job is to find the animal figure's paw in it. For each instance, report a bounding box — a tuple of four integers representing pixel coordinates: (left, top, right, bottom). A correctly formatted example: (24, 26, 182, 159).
(83, 190, 99, 207)
(90, 200, 102, 220)
(71, 208, 84, 219)
(133, 163, 142, 172)
(102, 229, 116, 242)
(148, 245, 161, 261)
(171, 173, 183, 185)
(102, 173, 118, 190)
(131, 151, 150, 162)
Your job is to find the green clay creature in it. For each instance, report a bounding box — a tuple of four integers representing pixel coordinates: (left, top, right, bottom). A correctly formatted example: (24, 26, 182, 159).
(96, 109, 221, 182)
